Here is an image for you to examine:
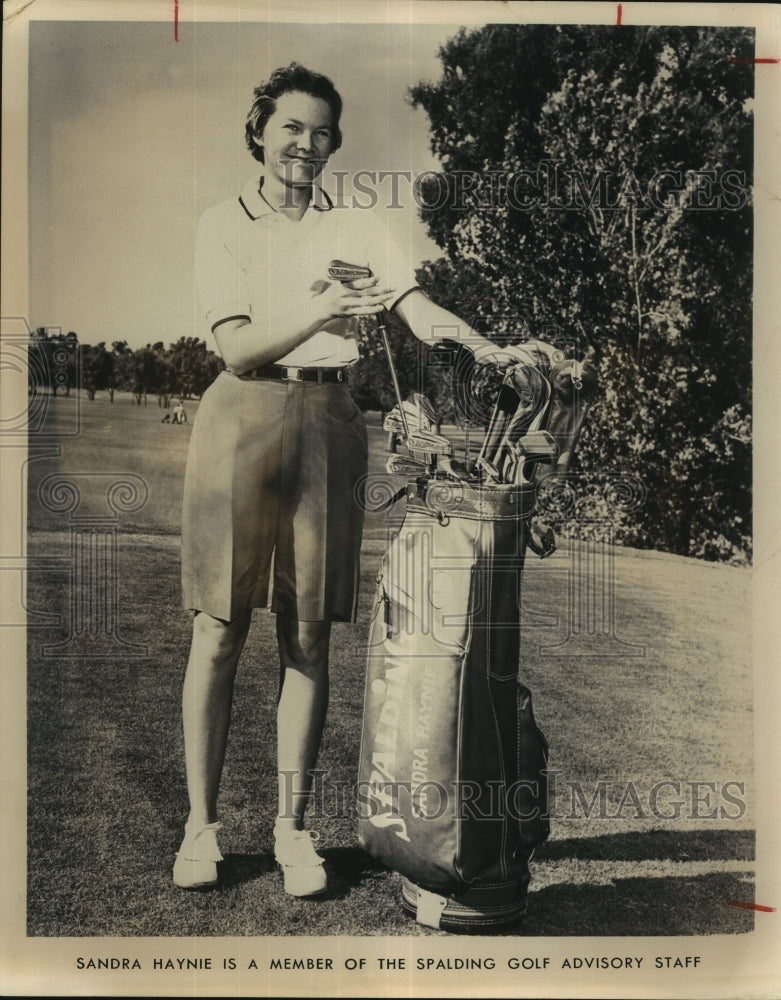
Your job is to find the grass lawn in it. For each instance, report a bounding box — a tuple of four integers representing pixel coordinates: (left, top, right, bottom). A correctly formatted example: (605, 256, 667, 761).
(26, 392, 755, 937)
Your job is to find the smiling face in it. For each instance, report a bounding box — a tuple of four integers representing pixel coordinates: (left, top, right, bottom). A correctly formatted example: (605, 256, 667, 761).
(254, 90, 336, 191)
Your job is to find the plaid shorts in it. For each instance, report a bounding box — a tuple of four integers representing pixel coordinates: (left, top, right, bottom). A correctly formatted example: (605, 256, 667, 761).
(181, 370, 368, 622)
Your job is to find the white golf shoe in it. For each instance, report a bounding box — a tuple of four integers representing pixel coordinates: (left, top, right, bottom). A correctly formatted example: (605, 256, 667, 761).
(173, 820, 223, 890)
(273, 828, 327, 897)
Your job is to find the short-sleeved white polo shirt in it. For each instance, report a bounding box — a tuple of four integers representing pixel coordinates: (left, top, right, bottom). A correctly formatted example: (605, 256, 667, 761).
(195, 175, 420, 369)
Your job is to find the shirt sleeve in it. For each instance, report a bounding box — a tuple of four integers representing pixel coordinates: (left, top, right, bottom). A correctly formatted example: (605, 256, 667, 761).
(195, 204, 253, 331)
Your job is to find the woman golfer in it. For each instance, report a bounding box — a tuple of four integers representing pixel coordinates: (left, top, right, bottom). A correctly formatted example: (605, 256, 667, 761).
(174, 62, 496, 895)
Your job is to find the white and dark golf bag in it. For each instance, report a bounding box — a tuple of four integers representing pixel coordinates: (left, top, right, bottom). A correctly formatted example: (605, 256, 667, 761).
(357, 479, 550, 931)
(356, 336, 596, 931)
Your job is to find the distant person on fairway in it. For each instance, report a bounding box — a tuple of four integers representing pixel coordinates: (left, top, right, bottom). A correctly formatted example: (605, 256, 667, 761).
(174, 62, 497, 895)
(172, 400, 187, 424)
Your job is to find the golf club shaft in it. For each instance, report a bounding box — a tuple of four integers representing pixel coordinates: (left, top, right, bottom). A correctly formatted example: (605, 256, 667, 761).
(377, 310, 409, 441)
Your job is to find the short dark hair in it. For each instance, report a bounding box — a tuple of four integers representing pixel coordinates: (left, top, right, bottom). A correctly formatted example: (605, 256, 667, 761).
(245, 62, 343, 163)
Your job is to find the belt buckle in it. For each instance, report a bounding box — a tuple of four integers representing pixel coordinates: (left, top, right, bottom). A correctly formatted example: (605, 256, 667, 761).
(283, 367, 304, 381)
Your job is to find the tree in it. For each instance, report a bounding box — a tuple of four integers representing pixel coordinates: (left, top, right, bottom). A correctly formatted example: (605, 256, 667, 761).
(80, 342, 114, 401)
(132, 345, 158, 405)
(112, 340, 135, 395)
(410, 25, 753, 563)
(28, 328, 79, 396)
(150, 341, 173, 407)
(167, 336, 223, 399)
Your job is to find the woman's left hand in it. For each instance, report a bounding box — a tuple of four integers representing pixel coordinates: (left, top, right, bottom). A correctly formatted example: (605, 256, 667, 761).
(314, 275, 397, 318)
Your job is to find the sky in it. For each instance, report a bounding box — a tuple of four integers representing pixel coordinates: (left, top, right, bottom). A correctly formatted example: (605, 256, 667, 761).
(28, 19, 457, 350)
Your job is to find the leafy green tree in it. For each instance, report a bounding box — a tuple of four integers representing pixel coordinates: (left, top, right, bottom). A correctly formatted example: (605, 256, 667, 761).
(410, 24, 753, 562)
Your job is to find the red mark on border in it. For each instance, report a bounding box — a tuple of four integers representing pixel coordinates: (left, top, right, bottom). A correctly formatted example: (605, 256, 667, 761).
(727, 900, 776, 913)
(616, 4, 622, 26)
(174, 0, 179, 42)
(729, 57, 779, 64)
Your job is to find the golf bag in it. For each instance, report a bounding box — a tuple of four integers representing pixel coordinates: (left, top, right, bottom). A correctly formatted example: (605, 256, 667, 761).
(357, 478, 550, 931)
(355, 323, 596, 931)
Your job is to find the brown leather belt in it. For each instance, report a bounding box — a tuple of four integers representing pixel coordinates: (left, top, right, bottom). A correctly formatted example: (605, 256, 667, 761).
(237, 364, 347, 383)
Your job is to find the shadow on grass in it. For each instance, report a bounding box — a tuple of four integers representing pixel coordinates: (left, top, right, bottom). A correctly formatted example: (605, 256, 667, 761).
(535, 827, 755, 863)
(497, 828, 756, 936)
(523, 870, 756, 937)
(26, 828, 756, 936)
(218, 847, 387, 901)
(219, 852, 276, 888)
(321, 846, 389, 901)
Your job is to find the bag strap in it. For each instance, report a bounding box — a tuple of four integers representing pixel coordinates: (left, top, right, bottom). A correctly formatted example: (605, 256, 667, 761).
(526, 519, 557, 558)
(364, 483, 411, 514)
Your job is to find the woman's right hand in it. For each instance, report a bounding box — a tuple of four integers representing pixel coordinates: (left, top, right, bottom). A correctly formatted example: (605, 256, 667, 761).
(316, 276, 396, 318)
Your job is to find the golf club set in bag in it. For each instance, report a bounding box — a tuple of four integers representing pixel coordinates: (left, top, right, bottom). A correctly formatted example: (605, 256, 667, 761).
(329, 262, 597, 932)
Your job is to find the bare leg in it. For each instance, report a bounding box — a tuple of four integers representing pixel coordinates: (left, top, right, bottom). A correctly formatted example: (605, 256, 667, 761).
(181, 610, 251, 829)
(274, 614, 332, 833)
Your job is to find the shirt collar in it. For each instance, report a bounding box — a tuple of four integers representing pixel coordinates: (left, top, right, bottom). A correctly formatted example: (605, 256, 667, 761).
(238, 173, 334, 221)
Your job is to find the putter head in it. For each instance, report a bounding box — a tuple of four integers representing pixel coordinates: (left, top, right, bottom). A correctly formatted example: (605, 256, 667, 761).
(328, 260, 373, 283)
